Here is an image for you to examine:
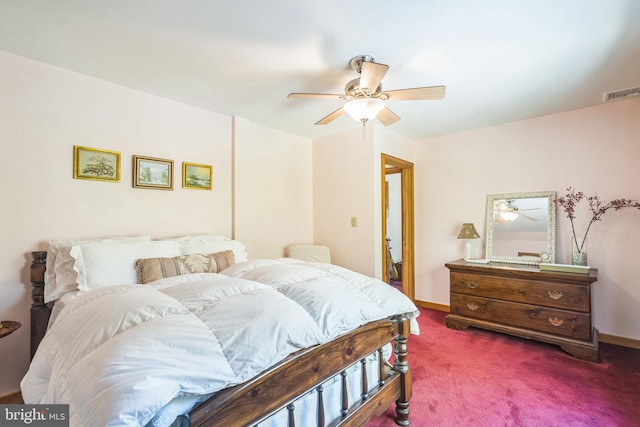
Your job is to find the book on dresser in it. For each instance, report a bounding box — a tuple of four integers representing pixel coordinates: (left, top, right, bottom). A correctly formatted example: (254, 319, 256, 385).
(538, 263, 591, 274)
(444, 259, 599, 362)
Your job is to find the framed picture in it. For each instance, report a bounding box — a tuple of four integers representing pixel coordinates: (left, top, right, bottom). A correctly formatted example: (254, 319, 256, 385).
(133, 155, 174, 190)
(182, 162, 212, 190)
(73, 145, 121, 182)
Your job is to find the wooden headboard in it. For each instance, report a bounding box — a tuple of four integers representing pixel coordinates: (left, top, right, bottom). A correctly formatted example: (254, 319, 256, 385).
(30, 251, 53, 359)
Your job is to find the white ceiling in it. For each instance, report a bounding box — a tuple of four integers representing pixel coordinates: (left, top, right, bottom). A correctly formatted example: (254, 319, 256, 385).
(1, 0, 639, 141)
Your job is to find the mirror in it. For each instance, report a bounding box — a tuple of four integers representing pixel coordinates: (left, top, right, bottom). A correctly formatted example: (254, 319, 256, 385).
(485, 191, 556, 265)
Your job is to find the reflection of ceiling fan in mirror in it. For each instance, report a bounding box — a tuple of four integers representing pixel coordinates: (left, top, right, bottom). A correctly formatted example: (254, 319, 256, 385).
(287, 55, 446, 126)
(494, 199, 540, 223)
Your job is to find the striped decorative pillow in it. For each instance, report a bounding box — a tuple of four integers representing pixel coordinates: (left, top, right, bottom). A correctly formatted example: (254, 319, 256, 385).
(135, 250, 235, 284)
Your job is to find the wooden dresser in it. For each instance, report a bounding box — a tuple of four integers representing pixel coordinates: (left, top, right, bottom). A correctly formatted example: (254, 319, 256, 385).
(445, 259, 599, 362)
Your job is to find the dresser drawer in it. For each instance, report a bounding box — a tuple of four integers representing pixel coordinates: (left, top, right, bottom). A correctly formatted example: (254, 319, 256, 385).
(450, 293, 591, 341)
(450, 272, 590, 312)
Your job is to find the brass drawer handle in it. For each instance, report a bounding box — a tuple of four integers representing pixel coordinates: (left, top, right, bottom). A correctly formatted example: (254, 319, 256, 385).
(467, 303, 479, 311)
(466, 281, 477, 289)
(548, 317, 564, 327)
(548, 290, 564, 300)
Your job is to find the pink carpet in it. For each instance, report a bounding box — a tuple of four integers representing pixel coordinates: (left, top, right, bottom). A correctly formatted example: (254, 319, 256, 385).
(367, 308, 640, 427)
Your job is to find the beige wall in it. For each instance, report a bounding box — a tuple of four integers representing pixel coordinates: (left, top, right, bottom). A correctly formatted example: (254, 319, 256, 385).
(311, 124, 414, 277)
(414, 96, 640, 340)
(0, 51, 313, 395)
(312, 126, 377, 275)
(233, 116, 313, 258)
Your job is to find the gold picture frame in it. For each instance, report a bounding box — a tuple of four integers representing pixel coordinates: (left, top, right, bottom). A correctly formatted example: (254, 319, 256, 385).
(133, 155, 174, 190)
(182, 162, 212, 190)
(73, 145, 121, 182)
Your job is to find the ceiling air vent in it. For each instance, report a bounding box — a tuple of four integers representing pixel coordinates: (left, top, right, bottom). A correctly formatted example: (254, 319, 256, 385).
(603, 86, 640, 102)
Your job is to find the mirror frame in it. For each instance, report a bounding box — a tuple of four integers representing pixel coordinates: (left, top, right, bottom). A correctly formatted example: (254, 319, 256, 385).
(485, 190, 556, 265)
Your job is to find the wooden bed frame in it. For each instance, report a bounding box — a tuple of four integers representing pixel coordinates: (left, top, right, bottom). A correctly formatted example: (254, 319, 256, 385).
(29, 251, 414, 426)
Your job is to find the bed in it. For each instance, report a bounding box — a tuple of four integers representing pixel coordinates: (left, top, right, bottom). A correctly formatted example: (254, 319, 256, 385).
(24, 236, 419, 427)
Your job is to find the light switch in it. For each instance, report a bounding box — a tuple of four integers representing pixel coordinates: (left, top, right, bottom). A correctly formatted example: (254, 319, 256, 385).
(351, 217, 358, 227)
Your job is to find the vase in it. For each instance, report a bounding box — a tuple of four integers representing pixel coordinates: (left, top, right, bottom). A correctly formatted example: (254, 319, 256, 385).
(572, 236, 588, 266)
(572, 250, 587, 266)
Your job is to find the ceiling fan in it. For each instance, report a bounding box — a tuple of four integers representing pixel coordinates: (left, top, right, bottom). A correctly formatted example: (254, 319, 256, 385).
(287, 55, 446, 126)
(494, 200, 540, 223)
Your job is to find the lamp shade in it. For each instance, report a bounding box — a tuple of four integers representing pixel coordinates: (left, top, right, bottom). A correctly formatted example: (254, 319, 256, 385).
(343, 98, 385, 123)
(457, 223, 480, 239)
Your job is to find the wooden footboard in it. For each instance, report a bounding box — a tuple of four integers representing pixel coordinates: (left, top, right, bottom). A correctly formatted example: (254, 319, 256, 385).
(189, 315, 412, 427)
(29, 251, 412, 426)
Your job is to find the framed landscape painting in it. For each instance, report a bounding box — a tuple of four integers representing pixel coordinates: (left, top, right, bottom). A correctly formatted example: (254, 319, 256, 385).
(182, 162, 212, 190)
(133, 155, 174, 190)
(73, 145, 121, 182)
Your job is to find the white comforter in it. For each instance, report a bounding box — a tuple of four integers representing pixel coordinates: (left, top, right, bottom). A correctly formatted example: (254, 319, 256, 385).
(21, 259, 419, 427)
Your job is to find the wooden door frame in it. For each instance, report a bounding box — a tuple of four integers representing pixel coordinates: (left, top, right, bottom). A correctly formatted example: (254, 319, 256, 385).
(381, 153, 415, 301)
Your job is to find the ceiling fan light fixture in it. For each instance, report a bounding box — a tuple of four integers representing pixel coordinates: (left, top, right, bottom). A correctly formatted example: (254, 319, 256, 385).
(343, 98, 385, 124)
(499, 211, 519, 222)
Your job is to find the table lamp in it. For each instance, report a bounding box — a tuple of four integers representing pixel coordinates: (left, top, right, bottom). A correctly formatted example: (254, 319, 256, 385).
(457, 223, 481, 260)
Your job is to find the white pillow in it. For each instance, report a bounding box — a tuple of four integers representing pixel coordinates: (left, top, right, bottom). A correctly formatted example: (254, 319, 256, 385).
(70, 240, 181, 292)
(180, 240, 248, 262)
(45, 235, 151, 302)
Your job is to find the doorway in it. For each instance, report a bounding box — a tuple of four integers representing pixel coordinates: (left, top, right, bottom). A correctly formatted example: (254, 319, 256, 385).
(381, 153, 415, 301)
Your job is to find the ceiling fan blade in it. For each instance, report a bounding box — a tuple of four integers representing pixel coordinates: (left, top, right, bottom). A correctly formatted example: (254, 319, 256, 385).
(377, 107, 400, 126)
(519, 213, 539, 221)
(359, 62, 389, 93)
(385, 85, 446, 101)
(315, 107, 345, 125)
(288, 93, 343, 99)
